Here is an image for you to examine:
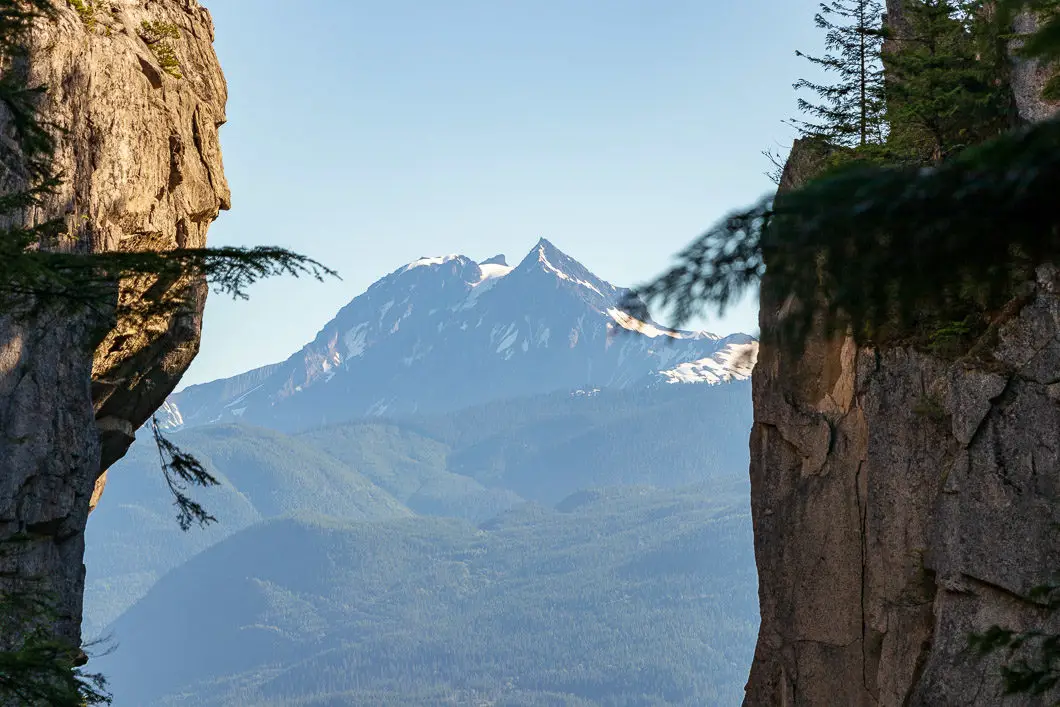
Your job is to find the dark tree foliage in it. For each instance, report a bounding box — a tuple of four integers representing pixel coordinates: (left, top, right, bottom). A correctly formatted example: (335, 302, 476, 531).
(632, 112, 1060, 355)
(0, 536, 110, 705)
(632, 1, 1056, 356)
(885, 0, 1019, 164)
(792, 0, 888, 147)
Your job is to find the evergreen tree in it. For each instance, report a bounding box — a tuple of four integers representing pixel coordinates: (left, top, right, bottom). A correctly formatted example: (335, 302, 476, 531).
(792, 0, 888, 147)
(885, 0, 1017, 164)
(631, 3, 1059, 352)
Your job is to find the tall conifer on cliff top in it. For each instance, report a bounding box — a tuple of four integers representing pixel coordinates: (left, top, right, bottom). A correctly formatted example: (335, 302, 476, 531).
(792, 0, 888, 147)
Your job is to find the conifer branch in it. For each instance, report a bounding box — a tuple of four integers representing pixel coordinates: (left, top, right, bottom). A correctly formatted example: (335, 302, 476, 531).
(151, 416, 220, 532)
(633, 113, 1060, 353)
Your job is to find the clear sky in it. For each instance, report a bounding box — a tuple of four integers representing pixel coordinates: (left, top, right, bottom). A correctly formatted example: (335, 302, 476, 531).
(182, 0, 824, 387)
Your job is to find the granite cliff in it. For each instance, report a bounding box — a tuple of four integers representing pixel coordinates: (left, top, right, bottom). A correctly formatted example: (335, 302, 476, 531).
(0, 0, 227, 653)
(743, 6, 1060, 704)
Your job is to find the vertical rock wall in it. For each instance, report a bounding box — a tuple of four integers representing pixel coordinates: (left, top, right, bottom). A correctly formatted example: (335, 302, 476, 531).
(745, 259, 1060, 706)
(0, 0, 227, 651)
(743, 15, 1060, 704)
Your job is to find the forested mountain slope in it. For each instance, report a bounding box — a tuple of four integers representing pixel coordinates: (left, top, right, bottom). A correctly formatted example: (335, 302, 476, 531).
(96, 485, 758, 706)
(85, 383, 752, 635)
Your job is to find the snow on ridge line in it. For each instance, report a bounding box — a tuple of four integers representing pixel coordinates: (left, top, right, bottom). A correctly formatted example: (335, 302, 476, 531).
(477, 262, 514, 282)
(536, 245, 607, 297)
(223, 382, 268, 409)
(403, 254, 464, 271)
(156, 400, 184, 429)
(605, 308, 692, 339)
(657, 341, 759, 385)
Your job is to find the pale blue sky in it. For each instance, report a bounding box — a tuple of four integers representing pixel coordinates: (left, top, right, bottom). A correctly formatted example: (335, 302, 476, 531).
(183, 0, 823, 386)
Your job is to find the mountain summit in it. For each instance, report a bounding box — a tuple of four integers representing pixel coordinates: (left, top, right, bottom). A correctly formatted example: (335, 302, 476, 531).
(165, 240, 756, 431)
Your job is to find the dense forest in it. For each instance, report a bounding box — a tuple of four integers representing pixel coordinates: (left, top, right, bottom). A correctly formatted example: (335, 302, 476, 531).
(83, 384, 753, 636)
(95, 487, 757, 705)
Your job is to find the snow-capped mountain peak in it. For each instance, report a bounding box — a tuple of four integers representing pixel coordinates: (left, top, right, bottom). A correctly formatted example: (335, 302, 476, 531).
(510, 238, 619, 304)
(165, 240, 755, 432)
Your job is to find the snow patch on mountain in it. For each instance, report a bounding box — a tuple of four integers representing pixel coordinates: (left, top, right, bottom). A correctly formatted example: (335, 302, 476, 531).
(344, 323, 369, 358)
(156, 400, 183, 429)
(496, 325, 520, 354)
(657, 341, 759, 385)
(404, 254, 462, 271)
(478, 262, 514, 281)
(460, 262, 512, 310)
(606, 308, 688, 339)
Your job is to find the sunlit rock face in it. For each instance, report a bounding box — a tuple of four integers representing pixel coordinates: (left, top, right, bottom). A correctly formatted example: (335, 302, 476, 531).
(0, 0, 227, 651)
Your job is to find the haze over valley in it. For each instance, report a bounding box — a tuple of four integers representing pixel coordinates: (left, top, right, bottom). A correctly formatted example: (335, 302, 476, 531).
(86, 242, 758, 706)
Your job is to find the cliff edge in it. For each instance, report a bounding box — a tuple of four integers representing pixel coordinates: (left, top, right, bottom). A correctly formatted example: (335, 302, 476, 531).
(742, 15, 1060, 703)
(0, 0, 227, 650)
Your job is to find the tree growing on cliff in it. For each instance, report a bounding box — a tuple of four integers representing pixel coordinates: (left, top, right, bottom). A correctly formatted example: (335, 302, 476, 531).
(791, 0, 888, 147)
(0, 572, 110, 706)
(884, 0, 1019, 164)
(629, 0, 1041, 351)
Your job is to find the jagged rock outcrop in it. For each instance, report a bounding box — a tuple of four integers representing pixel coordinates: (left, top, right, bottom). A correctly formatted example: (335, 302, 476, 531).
(743, 43, 1060, 707)
(0, 0, 227, 652)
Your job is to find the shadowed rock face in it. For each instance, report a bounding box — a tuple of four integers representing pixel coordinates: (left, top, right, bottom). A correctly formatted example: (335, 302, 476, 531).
(0, 0, 227, 651)
(746, 262, 1060, 706)
(743, 54, 1060, 707)
(1010, 11, 1060, 122)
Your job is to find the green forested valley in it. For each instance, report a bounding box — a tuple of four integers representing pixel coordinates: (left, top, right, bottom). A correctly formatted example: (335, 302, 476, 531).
(85, 384, 758, 705)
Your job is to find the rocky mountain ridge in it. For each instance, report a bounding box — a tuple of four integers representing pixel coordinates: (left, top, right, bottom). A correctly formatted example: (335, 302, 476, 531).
(163, 238, 758, 432)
